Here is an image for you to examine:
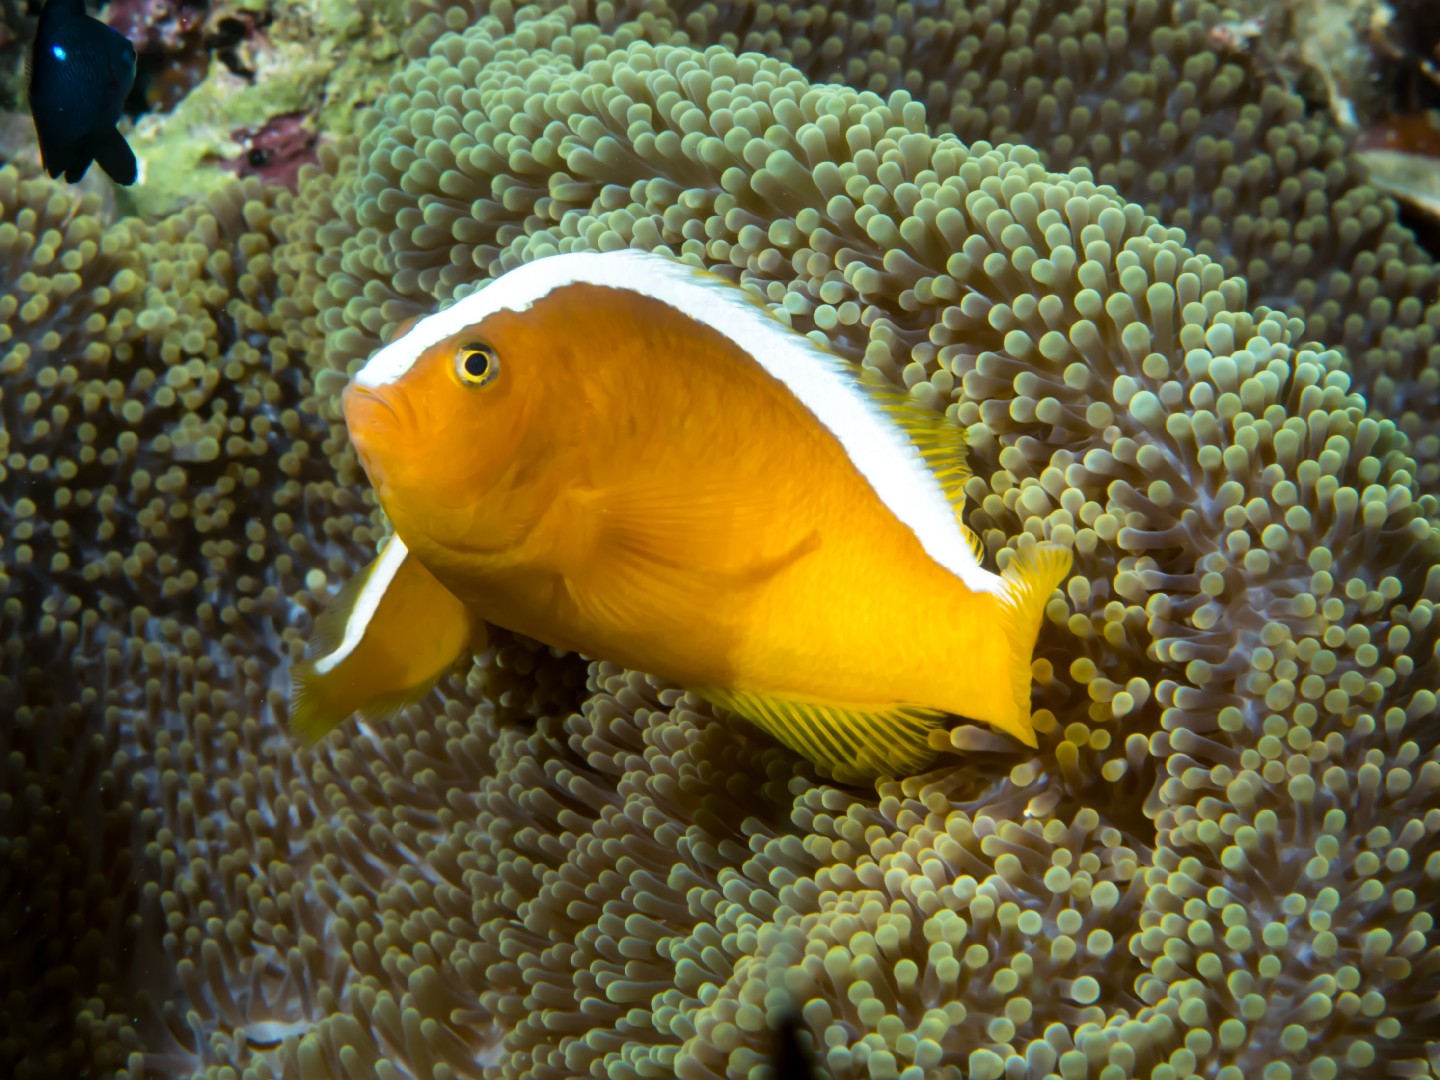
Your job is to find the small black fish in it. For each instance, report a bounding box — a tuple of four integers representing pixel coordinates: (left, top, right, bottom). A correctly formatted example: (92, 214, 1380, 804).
(28, 0, 138, 185)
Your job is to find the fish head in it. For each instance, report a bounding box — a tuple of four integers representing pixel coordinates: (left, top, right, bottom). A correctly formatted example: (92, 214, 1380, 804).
(344, 302, 572, 557)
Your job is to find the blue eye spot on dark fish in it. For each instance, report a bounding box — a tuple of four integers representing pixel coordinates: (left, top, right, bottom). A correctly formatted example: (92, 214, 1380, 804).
(27, 0, 139, 185)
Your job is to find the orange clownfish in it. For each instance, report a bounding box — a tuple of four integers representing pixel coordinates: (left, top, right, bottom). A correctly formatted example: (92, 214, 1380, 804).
(291, 250, 1071, 781)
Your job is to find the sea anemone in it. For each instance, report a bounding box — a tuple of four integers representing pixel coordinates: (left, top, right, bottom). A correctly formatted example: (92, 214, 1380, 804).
(3, 0, 1438, 1077)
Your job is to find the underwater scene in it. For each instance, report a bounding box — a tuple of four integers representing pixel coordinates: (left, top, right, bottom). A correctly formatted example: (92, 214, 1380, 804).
(3, 0, 1440, 1076)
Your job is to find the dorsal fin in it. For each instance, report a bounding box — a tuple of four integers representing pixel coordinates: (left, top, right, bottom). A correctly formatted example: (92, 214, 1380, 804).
(854, 363, 971, 515)
(718, 272, 972, 517)
(960, 520, 985, 563)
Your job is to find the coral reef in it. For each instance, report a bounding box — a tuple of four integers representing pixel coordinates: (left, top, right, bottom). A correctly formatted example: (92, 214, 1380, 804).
(107, 0, 205, 53)
(2, 0, 1439, 1077)
(220, 111, 319, 189)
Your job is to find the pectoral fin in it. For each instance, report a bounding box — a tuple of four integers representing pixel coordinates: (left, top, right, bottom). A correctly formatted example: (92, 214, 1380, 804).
(701, 687, 943, 783)
(289, 536, 478, 743)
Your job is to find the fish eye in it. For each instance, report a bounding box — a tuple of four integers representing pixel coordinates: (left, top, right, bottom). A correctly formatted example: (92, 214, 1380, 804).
(455, 342, 499, 387)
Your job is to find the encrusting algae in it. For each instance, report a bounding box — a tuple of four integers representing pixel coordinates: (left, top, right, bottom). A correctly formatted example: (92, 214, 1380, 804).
(3, 0, 1440, 1076)
(292, 249, 1071, 778)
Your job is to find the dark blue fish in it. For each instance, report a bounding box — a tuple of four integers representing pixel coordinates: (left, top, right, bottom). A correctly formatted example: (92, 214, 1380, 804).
(27, 0, 138, 185)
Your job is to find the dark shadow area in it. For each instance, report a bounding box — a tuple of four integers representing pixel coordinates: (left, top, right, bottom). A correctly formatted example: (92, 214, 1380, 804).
(0, 620, 155, 1077)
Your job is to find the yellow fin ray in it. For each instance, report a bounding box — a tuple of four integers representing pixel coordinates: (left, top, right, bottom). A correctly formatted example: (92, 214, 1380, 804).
(708, 286, 973, 512)
(995, 542, 1073, 747)
(701, 687, 943, 783)
(960, 521, 985, 563)
(856, 364, 972, 512)
(290, 537, 478, 743)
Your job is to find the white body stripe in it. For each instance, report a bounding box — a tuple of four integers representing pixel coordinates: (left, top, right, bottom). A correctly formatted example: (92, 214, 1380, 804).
(355, 251, 1005, 596)
(313, 534, 409, 675)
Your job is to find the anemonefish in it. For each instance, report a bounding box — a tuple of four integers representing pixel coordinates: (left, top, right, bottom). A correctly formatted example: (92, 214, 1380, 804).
(291, 250, 1071, 781)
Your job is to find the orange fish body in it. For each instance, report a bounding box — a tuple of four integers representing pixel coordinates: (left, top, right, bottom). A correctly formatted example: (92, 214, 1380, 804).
(293, 251, 1070, 780)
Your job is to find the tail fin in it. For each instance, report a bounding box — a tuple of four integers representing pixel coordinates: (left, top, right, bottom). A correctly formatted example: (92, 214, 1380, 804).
(996, 542, 1072, 746)
(289, 536, 480, 743)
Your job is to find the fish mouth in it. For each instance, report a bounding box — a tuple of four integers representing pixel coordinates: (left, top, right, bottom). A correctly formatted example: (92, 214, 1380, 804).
(342, 383, 406, 486)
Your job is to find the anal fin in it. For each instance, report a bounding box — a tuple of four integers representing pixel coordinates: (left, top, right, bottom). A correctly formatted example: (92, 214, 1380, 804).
(701, 687, 943, 783)
(289, 536, 477, 743)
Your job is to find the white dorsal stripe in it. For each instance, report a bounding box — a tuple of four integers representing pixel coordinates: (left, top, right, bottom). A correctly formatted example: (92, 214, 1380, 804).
(312, 534, 409, 675)
(354, 251, 1005, 596)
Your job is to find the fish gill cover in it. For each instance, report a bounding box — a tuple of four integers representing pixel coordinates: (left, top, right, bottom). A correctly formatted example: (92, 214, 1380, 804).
(0, 0, 1438, 1077)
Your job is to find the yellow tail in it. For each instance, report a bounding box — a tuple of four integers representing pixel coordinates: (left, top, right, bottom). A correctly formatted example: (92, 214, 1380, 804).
(995, 542, 1072, 746)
